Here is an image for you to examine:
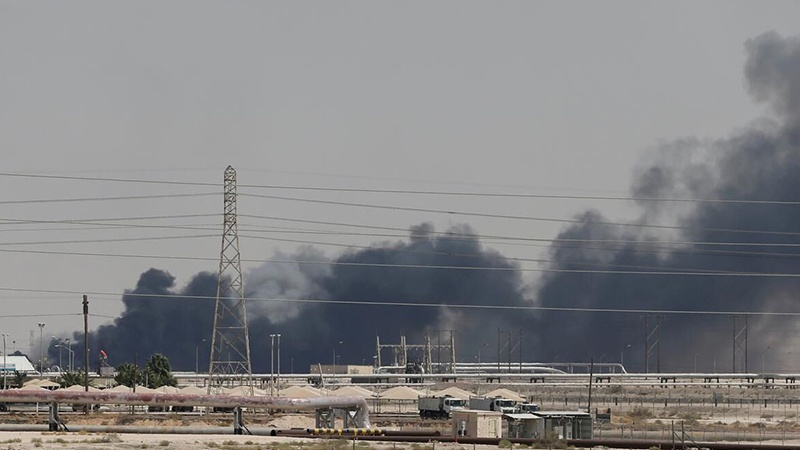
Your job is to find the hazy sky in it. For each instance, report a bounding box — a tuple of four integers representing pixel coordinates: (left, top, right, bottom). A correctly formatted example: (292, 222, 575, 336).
(2, 1, 800, 360)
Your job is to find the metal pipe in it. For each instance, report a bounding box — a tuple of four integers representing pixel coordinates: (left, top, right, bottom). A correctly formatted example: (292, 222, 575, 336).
(263, 434, 800, 450)
(0, 391, 370, 428)
(0, 424, 299, 436)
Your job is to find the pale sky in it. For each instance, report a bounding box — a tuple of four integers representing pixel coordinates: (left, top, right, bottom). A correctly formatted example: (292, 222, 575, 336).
(1, 1, 799, 357)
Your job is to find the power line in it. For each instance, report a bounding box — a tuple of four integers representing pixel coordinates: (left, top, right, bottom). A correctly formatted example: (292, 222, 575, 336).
(0, 214, 798, 271)
(4, 212, 800, 264)
(0, 223, 222, 234)
(0, 213, 218, 227)
(0, 286, 795, 317)
(88, 313, 118, 320)
(7, 171, 800, 240)
(241, 231, 800, 266)
(2, 212, 800, 266)
(3, 241, 798, 277)
(237, 215, 800, 262)
(5, 171, 800, 205)
(0, 313, 82, 319)
(0, 192, 217, 206)
(240, 222, 800, 251)
(238, 185, 800, 205)
(0, 172, 216, 188)
(0, 230, 780, 276)
(0, 246, 738, 275)
(0, 234, 217, 247)
(241, 193, 800, 237)
(0, 248, 216, 262)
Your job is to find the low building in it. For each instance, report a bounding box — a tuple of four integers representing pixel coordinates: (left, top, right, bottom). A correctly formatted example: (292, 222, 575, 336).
(533, 410, 593, 439)
(451, 410, 503, 438)
(0, 355, 37, 375)
(504, 413, 543, 438)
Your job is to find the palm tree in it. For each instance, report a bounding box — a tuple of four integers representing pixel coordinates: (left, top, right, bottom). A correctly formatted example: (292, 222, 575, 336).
(59, 371, 89, 388)
(12, 371, 28, 388)
(114, 363, 141, 388)
(145, 353, 176, 388)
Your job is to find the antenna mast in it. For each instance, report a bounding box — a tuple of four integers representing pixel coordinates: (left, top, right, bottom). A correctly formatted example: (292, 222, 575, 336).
(208, 166, 253, 394)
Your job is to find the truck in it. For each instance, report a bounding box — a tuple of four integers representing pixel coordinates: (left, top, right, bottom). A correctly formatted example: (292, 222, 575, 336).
(468, 396, 518, 414)
(516, 402, 540, 413)
(418, 395, 466, 419)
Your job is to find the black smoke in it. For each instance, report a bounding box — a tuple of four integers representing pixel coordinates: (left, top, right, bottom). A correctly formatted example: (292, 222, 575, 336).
(61, 269, 218, 372)
(61, 223, 532, 372)
(536, 31, 800, 372)
(57, 32, 800, 374)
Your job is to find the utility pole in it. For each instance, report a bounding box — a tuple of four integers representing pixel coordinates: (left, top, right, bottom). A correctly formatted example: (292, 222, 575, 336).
(83, 295, 89, 394)
(208, 166, 253, 394)
(37, 322, 45, 374)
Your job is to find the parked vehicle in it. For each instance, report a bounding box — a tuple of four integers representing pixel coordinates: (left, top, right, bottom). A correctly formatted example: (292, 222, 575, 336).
(516, 402, 540, 413)
(468, 396, 517, 413)
(418, 395, 466, 419)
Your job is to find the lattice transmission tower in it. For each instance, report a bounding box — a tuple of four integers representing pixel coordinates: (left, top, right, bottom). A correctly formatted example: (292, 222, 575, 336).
(208, 166, 253, 394)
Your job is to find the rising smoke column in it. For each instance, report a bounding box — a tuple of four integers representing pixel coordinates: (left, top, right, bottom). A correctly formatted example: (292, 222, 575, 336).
(310, 222, 530, 366)
(61, 223, 532, 372)
(534, 32, 800, 372)
(247, 222, 532, 371)
(64, 269, 218, 371)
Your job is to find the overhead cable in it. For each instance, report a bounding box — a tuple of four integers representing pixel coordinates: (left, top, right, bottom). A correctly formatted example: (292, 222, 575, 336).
(0, 286, 795, 317)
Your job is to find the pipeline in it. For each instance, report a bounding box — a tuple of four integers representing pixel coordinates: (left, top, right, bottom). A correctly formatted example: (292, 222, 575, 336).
(569, 439, 799, 450)
(296, 428, 439, 437)
(269, 434, 800, 450)
(0, 391, 370, 428)
(0, 424, 299, 436)
(305, 428, 386, 436)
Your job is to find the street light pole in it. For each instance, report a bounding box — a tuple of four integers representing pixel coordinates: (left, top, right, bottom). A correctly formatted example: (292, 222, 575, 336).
(276, 334, 281, 394)
(621, 344, 631, 373)
(37, 322, 45, 374)
(55, 345, 74, 374)
(65, 338, 72, 372)
(53, 337, 62, 371)
(269, 334, 275, 396)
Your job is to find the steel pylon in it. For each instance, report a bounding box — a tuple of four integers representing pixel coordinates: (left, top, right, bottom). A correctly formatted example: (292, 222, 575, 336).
(208, 166, 253, 394)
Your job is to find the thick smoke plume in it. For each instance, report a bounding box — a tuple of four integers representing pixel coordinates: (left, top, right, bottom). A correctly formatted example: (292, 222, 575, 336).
(57, 32, 800, 374)
(62, 223, 531, 372)
(536, 31, 800, 372)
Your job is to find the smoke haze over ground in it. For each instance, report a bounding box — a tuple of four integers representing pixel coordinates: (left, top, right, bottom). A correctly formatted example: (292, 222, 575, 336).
(55, 32, 800, 374)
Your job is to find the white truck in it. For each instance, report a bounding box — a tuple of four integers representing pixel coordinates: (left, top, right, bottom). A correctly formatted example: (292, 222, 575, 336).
(516, 402, 540, 413)
(468, 396, 518, 413)
(418, 395, 466, 419)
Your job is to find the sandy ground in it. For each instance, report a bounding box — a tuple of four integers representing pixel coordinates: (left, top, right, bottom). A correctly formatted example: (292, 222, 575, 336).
(3, 381, 800, 449)
(0, 431, 503, 450)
